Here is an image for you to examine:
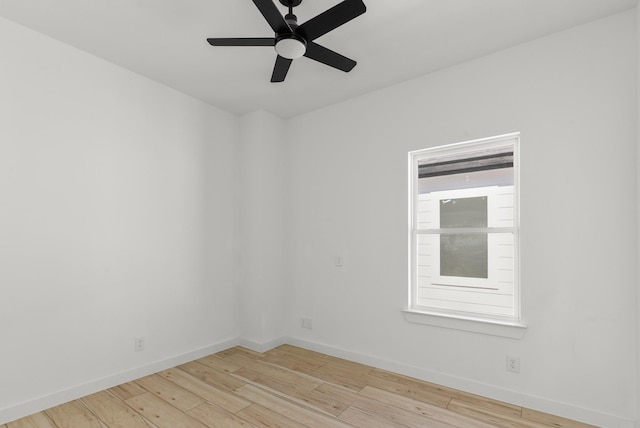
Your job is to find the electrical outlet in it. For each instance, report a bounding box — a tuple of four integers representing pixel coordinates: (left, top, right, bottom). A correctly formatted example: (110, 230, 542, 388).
(506, 355, 520, 373)
(134, 337, 145, 352)
(301, 318, 313, 329)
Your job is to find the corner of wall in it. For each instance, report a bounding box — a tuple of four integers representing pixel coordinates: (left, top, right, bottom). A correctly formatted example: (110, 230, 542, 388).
(237, 110, 290, 346)
(636, 4, 640, 427)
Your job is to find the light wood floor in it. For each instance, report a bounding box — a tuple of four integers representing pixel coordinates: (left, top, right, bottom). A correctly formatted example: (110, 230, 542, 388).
(5, 345, 595, 428)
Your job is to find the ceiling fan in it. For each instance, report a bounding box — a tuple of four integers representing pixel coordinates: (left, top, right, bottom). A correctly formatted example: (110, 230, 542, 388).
(207, 0, 366, 82)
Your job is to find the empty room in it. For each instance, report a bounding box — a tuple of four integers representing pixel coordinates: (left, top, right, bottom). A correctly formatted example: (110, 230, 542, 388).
(0, 0, 639, 427)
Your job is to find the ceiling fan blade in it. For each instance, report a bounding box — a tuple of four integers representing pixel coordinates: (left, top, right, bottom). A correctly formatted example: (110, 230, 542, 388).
(298, 0, 366, 41)
(207, 38, 275, 46)
(253, 0, 291, 34)
(271, 55, 293, 82)
(304, 42, 356, 72)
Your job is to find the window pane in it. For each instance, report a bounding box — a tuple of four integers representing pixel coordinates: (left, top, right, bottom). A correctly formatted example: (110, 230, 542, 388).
(440, 196, 487, 228)
(417, 147, 513, 179)
(440, 233, 488, 278)
(416, 232, 516, 315)
(418, 167, 513, 194)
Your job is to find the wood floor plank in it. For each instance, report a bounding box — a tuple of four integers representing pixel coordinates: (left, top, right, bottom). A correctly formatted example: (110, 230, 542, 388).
(135, 373, 206, 412)
(268, 344, 329, 365)
(158, 367, 251, 413)
(45, 401, 106, 428)
(262, 345, 328, 371)
(125, 392, 208, 428)
(447, 389, 522, 419)
(261, 346, 368, 391)
(359, 385, 495, 428)
(187, 402, 257, 427)
(308, 359, 372, 392)
(522, 408, 598, 428)
(338, 406, 414, 428)
(108, 381, 147, 401)
(227, 369, 350, 417)
(222, 353, 323, 391)
(277, 386, 351, 417)
(317, 383, 454, 428)
(196, 354, 243, 374)
(232, 366, 323, 399)
(321, 356, 374, 374)
(216, 347, 264, 360)
(234, 384, 353, 428)
(448, 398, 552, 428)
(178, 361, 246, 392)
(259, 352, 325, 376)
(369, 368, 521, 416)
(6, 412, 57, 428)
(81, 390, 151, 428)
(236, 404, 307, 428)
(225, 352, 325, 397)
(365, 369, 453, 408)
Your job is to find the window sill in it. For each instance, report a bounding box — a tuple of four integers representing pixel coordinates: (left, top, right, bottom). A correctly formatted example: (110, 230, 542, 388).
(403, 309, 527, 339)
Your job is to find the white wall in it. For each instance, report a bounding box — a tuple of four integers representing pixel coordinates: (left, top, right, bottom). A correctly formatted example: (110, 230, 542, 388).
(238, 110, 288, 349)
(637, 5, 640, 428)
(286, 10, 637, 427)
(0, 16, 239, 422)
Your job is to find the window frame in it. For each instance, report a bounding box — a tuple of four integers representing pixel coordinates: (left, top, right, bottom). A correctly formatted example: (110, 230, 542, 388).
(406, 133, 526, 338)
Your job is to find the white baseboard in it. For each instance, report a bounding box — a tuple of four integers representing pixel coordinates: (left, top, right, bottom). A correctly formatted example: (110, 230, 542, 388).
(0, 337, 239, 425)
(238, 336, 288, 353)
(286, 336, 635, 428)
(2, 335, 634, 428)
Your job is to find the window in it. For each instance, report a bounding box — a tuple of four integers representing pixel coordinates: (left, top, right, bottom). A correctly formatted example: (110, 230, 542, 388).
(407, 134, 523, 333)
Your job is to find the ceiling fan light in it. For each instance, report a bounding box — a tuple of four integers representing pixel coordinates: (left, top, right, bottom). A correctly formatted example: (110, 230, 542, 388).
(275, 35, 307, 59)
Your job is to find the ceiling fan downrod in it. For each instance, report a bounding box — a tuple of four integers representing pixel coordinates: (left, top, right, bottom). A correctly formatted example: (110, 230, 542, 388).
(275, 0, 305, 60)
(280, 0, 301, 26)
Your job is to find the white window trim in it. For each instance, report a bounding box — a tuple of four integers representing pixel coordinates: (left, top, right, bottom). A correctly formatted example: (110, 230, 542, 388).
(406, 133, 526, 339)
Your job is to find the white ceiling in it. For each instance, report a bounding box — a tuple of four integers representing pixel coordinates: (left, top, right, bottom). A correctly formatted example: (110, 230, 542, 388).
(0, 0, 636, 118)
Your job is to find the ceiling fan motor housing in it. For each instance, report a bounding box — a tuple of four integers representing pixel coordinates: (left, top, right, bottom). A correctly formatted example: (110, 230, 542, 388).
(275, 33, 306, 59)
